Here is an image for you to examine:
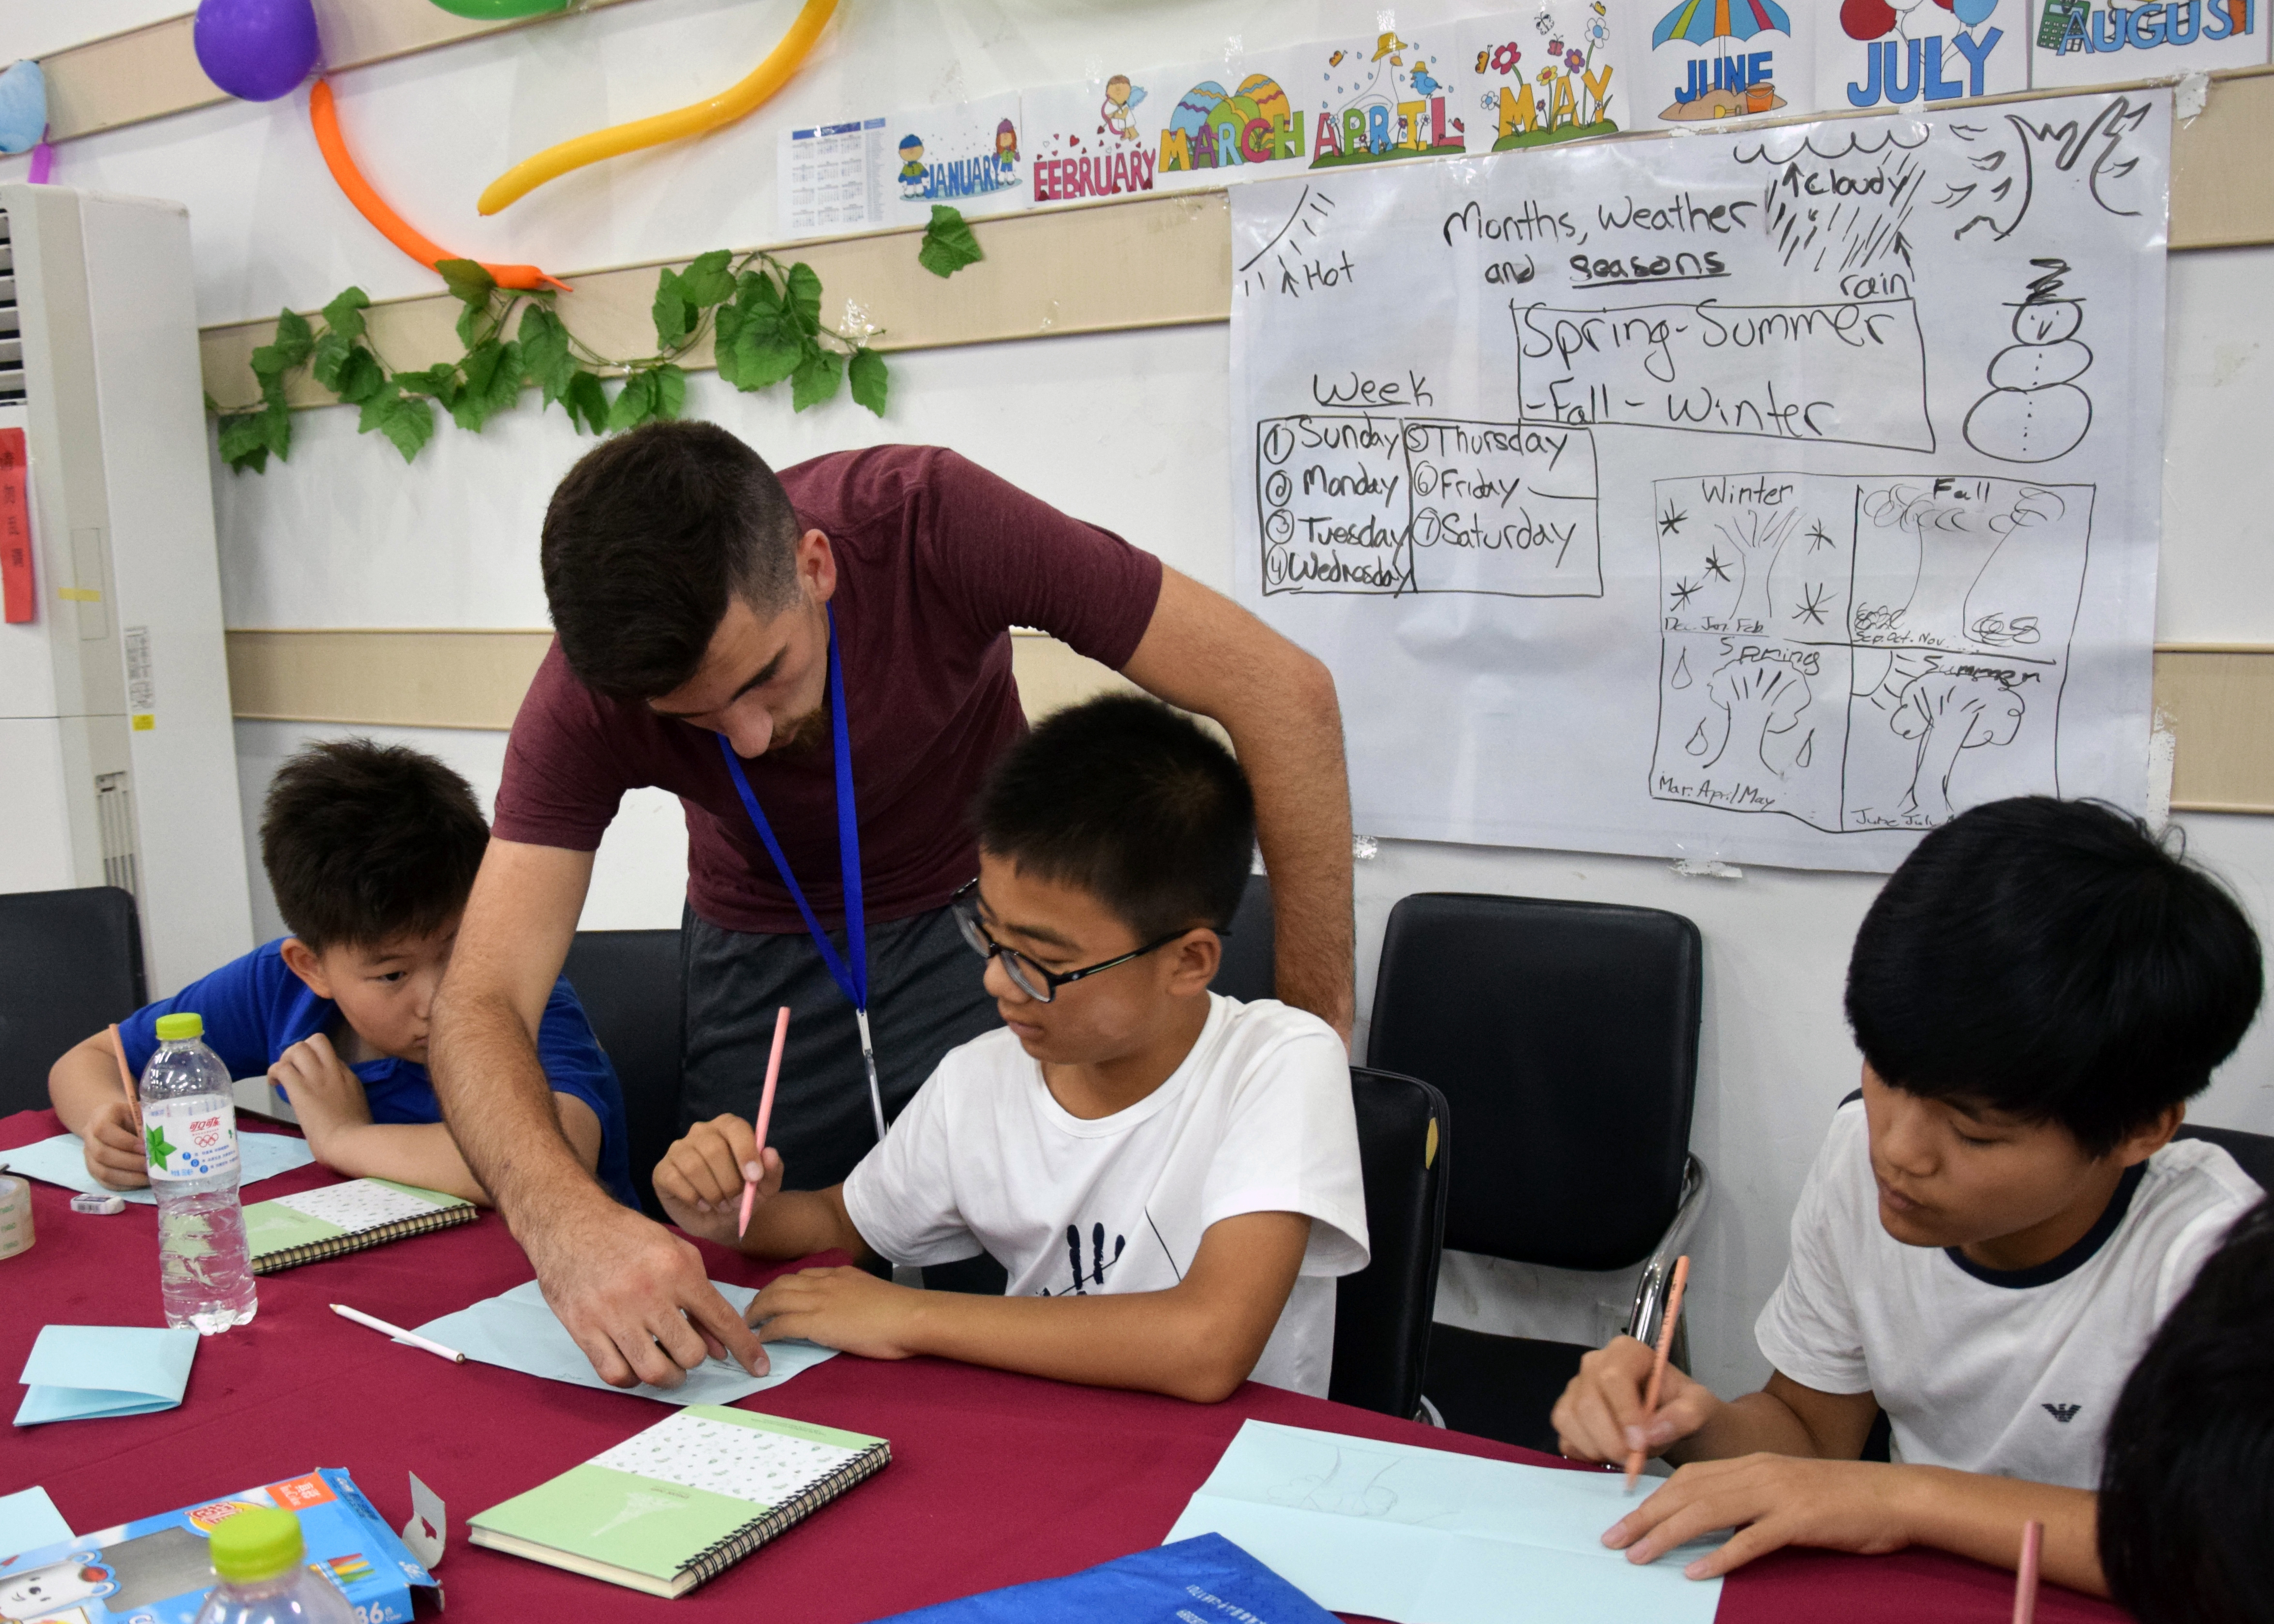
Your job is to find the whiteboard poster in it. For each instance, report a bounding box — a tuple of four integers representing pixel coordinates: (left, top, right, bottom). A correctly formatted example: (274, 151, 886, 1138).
(1229, 91, 2171, 872)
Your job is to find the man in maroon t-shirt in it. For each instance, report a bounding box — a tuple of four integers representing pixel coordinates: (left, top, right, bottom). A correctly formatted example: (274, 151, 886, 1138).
(430, 422, 1354, 1389)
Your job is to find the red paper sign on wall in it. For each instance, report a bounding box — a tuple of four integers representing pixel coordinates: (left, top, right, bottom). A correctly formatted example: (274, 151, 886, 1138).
(0, 427, 32, 624)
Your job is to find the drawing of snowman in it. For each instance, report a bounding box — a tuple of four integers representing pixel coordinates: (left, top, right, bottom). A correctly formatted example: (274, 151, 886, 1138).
(1963, 259, 2093, 463)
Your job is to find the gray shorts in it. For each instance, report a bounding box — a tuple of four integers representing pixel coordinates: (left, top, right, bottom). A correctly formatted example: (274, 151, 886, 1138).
(679, 902, 1001, 1190)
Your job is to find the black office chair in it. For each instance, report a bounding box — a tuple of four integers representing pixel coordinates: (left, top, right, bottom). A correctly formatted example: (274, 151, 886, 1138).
(1368, 893, 1708, 1454)
(2177, 1122, 2274, 1193)
(1330, 1066, 1451, 1419)
(0, 886, 148, 1118)
(1210, 872, 1275, 1004)
(559, 929, 684, 1220)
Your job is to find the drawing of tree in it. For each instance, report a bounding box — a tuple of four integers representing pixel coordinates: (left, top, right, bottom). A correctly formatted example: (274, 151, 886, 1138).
(1891, 669, 2025, 820)
(1706, 659, 1812, 783)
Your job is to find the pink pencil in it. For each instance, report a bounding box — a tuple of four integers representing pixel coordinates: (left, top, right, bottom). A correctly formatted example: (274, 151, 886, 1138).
(1626, 1253, 1691, 1491)
(738, 1006, 791, 1238)
(2012, 1520, 2043, 1624)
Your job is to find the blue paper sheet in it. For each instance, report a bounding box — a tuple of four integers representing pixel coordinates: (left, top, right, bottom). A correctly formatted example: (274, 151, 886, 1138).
(1164, 1420, 1726, 1624)
(14, 1325, 198, 1426)
(413, 1278, 838, 1405)
(0, 1487, 74, 1556)
(0, 1131, 314, 1205)
(877, 1533, 1338, 1623)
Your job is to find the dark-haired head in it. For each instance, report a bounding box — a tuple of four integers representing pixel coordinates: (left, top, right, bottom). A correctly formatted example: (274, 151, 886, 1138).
(259, 739, 488, 952)
(2100, 1197, 2274, 1624)
(1846, 797, 2261, 1155)
(540, 421, 803, 700)
(974, 694, 1255, 943)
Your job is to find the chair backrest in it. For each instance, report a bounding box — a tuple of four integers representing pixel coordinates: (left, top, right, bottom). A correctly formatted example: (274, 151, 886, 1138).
(2176, 1123, 2274, 1194)
(1366, 893, 1701, 1271)
(1330, 1066, 1450, 1419)
(1209, 873, 1275, 1005)
(559, 929, 683, 1219)
(0, 887, 148, 1117)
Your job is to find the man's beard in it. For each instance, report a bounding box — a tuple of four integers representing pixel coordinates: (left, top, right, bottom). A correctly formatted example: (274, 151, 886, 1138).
(770, 698, 830, 754)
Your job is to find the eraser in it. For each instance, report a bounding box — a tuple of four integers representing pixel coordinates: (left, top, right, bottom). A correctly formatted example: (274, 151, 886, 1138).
(70, 1192, 129, 1216)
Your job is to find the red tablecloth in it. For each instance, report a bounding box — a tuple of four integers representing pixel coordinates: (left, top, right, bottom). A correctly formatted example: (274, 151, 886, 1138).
(0, 1110, 2125, 1622)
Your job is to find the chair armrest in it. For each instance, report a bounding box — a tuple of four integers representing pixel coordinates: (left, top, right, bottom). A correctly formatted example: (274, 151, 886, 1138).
(1623, 1154, 1710, 1355)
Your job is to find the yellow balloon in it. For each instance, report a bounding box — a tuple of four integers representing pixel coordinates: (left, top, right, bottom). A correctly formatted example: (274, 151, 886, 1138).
(478, 0, 837, 215)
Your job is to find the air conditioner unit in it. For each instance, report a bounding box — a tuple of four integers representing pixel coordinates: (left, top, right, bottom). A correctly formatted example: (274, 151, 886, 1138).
(0, 181, 253, 995)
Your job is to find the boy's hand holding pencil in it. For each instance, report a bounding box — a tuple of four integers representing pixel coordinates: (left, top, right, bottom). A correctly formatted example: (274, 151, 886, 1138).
(78, 1025, 150, 1191)
(1552, 1328, 1717, 1467)
(654, 1114, 784, 1247)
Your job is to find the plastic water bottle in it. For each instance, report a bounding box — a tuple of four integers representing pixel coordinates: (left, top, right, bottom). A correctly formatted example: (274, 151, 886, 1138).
(194, 1506, 356, 1624)
(141, 1011, 257, 1333)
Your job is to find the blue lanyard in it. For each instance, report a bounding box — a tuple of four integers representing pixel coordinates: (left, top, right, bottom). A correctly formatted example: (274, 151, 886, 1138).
(714, 604, 868, 1013)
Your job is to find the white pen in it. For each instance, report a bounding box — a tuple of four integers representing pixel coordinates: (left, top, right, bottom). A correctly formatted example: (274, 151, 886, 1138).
(331, 1302, 467, 1365)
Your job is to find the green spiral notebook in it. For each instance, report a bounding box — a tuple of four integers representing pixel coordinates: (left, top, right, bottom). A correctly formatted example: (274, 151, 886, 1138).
(471, 1405, 891, 1597)
(242, 1177, 476, 1273)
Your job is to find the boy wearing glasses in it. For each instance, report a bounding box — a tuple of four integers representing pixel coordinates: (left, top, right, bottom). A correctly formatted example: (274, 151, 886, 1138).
(653, 696, 1368, 1400)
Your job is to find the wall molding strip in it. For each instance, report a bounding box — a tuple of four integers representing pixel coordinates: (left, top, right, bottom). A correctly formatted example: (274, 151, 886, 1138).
(223, 631, 2274, 815)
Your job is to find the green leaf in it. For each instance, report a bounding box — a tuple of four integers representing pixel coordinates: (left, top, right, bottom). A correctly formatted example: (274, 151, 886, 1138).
(518, 306, 577, 408)
(650, 362, 687, 422)
(679, 250, 737, 308)
(436, 258, 496, 305)
(784, 262, 823, 336)
(739, 268, 782, 317)
(917, 205, 984, 278)
(309, 329, 352, 389)
(394, 363, 464, 409)
(359, 389, 435, 463)
(718, 311, 802, 392)
(652, 269, 696, 349)
(564, 370, 611, 435)
(457, 298, 492, 351)
(335, 345, 389, 406)
(319, 286, 370, 343)
(451, 338, 524, 432)
(216, 412, 273, 473)
(604, 370, 653, 432)
(249, 307, 314, 378)
(790, 343, 842, 412)
(848, 346, 888, 417)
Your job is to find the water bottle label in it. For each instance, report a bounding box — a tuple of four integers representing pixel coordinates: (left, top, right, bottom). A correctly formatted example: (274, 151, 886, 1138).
(143, 1096, 240, 1182)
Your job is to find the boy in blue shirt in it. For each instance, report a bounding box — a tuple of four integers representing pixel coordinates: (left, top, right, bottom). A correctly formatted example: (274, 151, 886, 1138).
(49, 739, 637, 1208)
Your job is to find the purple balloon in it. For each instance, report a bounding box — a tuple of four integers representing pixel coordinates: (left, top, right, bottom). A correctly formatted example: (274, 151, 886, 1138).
(194, 0, 321, 102)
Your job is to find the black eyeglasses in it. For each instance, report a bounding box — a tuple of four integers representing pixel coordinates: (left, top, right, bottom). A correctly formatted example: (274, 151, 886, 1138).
(949, 879, 1215, 1004)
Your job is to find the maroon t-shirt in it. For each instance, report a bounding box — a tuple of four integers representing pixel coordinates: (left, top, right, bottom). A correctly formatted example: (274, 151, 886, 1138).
(492, 446, 1164, 935)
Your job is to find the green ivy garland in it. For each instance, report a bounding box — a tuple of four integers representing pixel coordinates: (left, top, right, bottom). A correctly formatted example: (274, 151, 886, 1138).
(214, 247, 890, 474)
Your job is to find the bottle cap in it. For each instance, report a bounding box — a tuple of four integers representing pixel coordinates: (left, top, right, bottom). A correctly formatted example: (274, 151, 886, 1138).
(209, 1505, 305, 1584)
(153, 1012, 204, 1042)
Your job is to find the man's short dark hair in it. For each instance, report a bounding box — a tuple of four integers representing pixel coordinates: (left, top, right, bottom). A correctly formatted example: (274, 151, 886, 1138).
(259, 739, 489, 953)
(540, 421, 803, 700)
(1845, 797, 2262, 1156)
(2100, 1197, 2274, 1624)
(974, 695, 1255, 942)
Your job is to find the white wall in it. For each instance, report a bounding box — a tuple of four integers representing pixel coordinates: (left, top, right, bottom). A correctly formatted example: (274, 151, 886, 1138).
(10, 0, 2271, 1397)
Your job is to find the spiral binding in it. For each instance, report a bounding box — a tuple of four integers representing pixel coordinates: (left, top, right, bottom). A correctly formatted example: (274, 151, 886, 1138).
(249, 1203, 476, 1275)
(683, 1443, 893, 1586)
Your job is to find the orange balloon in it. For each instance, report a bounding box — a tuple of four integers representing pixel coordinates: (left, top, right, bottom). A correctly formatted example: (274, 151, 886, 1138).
(309, 80, 569, 293)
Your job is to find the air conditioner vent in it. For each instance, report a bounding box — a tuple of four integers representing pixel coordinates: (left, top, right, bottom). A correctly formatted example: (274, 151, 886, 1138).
(95, 770, 141, 901)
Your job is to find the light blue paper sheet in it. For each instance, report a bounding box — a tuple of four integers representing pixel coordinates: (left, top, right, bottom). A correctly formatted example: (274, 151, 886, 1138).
(14, 1325, 199, 1426)
(413, 1278, 838, 1405)
(0, 1131, 315, 1205)
(0, 1487, 73, 1555)
(1164, 1420, 1725, 1624)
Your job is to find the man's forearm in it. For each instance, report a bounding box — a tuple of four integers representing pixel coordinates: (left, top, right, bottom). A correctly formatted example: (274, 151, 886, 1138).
(1234, 667, 1357, 1038)
(1895, 1469, 2103, 1594)
(49, 1043, 124, 1136)
(428, 984, 601, 1234)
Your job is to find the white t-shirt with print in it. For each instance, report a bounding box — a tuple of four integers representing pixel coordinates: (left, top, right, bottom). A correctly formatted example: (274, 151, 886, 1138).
(1755, 1100, 2258, 1488)
(841, 994, 1370, 1397)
